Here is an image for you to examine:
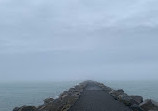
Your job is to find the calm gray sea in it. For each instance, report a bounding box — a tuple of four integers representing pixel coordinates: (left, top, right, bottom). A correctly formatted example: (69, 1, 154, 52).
(104, 80, 158, 101)
(0, 81, 158, 111)
(0, 81, 80, 111)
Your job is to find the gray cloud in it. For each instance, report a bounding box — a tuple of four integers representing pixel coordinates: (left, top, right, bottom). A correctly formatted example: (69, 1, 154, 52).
(0, 0, 158, 81)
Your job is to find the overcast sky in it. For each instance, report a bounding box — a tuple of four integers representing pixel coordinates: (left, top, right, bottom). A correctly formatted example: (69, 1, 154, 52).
(0, 0, 158, 82)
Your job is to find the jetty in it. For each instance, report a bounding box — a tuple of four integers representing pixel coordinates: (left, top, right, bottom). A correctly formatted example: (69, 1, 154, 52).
(68, 81, 130, 111)
(13, 81, 158, 111)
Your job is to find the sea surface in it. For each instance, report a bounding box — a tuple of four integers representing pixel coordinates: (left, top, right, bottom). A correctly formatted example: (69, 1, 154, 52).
(0, 80, 158, 111)
(104, 80, 158, 101)
(0, 81, 80, 111)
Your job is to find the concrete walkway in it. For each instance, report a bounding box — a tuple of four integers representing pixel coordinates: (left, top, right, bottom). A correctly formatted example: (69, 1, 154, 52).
(68, 82, 131, 111)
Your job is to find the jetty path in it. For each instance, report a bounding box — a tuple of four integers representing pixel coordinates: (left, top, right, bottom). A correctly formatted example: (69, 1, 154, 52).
(68, 82, 131, 111)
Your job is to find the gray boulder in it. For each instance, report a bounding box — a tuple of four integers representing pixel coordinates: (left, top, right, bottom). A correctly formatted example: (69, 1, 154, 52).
(69, 88, 76, 92)
(109, 89, 124, 99)
(149, 110, 158, 111)
(130, 104, 144, 111)
(13, 107, 20, 111)
(140, 99, 158, 111)
(44, 97, 54, 104)
(97, 83, 112, 92)
(148, 110, 158, 111)
(16, 106, 36, 111)
(131, 96, 143, 104)
(118, 94, 138, 106)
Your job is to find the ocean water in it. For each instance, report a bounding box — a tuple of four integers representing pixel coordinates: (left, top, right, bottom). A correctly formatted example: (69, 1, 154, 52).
(104, 80, 158, 101)
(0, 81, 158, 111)
(0, 81, 79, 111)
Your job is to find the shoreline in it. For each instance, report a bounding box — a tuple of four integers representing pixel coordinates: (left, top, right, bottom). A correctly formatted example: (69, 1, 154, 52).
(13, 80, 158, 111)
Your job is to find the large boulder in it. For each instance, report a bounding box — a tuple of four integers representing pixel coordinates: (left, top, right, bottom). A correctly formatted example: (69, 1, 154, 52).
(131, 96, 143, 104)
(44, 97, 54, 104)
(130, 104, 144, 111)
(74, 85, 83, 92)
(13, 107, 20, 111)
(118, 94, 138, 106)
(97, 83, 112, 92)
(148, 110, 158, 111)
(118, 94, 131, 106)
(140, 99, 158, 111)
(109, 89, 124, 99)
(69, 88, 76, 92)
(16, 106, 36, 111)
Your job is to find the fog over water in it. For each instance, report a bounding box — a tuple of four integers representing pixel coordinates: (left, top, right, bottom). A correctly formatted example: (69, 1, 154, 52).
(0, 0, 158, 82)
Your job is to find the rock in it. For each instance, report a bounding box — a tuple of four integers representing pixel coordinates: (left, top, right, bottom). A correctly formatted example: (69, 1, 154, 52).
(131, 96, 143, 104)
(69, 88, 76, 92)
(71, 91, 80, 98)
(74, 85, 83, 92)
(60, 91, 69, 96)
(130, 104, 144, 111)
(13, 81, 90, 111)
(17, 106, 36, 111)
(149, 110, 158, 111)
(97, 83, 112, 92)
(61, 104, 71, 111)
(104, 87, 113, 92)
(13, 107, 20, 111)
(140, 99, 158, 111)
(118, 94, 131, 106)
(118, 94, 138, 106)
(44, 97, 54, 104)
(109, 89, 124, 99)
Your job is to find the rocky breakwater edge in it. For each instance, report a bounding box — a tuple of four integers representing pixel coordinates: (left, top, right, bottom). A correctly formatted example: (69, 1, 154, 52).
(13, 81, 88, 111)
(13, 81, 158, 111)
(96, 82, 158, 111)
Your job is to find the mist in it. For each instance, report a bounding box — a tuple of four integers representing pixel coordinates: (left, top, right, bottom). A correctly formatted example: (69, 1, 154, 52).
(0, 0, 158, 82)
